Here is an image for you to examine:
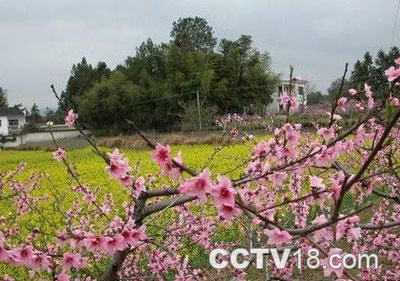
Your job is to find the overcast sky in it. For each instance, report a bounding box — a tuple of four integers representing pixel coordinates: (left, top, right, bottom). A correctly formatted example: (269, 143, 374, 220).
(0, 0, 398, 110)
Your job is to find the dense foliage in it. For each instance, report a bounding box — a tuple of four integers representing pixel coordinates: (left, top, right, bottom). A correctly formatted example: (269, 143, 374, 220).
(59, 59, 111, 112)
(170, 17, 217, 53)
(306, 90, 326, 105)
(328, 46, 400, 101)
(26, 103, 42, 124)
(59, 17, 279, 131)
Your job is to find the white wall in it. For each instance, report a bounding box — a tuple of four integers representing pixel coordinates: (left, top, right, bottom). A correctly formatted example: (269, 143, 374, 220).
(2, 129, 90, 148)
(20, 130, 87, 143)
(19, 115, 25, 128)
(2, 136, 23, 148)
(0, 116, 8, 136)
(0, 115, 26, 136)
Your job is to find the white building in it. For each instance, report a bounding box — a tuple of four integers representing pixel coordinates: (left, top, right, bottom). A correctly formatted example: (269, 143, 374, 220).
(267, 79, 308, 112)
(0, 107, 26, 136)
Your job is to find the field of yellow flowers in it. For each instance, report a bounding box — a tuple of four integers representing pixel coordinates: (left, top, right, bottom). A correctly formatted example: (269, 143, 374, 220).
(0, 142, 256, 278)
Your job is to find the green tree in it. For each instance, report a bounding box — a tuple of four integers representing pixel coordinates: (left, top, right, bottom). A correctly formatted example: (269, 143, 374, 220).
(118, 39, 167, 85)
(170, 17, 217, 53)
(70, 18, 279, 131)
(59, 58, 111, 111)
(307, 90, 327, 105)
(334, 47, 400, 101)
(0, 87, 8, 108)
(327, 77, 350, 100)
(350, 52, 374, 88)
(211, 35, 279, 113)
(42, 107, 60, 123)
(27, 103, 42, 124)
(372, 47, 400, 94)
(79, 72, 142, 131)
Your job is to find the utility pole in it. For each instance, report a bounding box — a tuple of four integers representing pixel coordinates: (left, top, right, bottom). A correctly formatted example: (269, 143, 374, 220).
(196, 91, 202, 131)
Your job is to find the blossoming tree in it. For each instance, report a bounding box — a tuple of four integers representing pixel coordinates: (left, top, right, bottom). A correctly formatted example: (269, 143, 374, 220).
(1, 61, 400, 281)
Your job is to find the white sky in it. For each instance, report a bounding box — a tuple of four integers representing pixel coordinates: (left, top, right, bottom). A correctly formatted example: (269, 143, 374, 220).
(0, 0, 398, 109)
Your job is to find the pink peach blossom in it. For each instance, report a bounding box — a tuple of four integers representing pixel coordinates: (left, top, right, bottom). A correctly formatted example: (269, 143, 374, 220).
(61, 252, 85, 269)
(119, 174, 134, 186)
(169, 151, 184, 179)
(309, 176, 325, 189)
(336, 216, 361, 242)
(105, 235, 126, 255)
(15, 246, 35, 266)
(56, 271, 70, 281)
(178, 169, 213, 200)
(152, 144, 171, 169)
(64, 109, 77, 127)
(385, 66, 400, 82)
(391, 97, 400, 107)
(289, 98, 299, 110)
(30, 254, 51, 271)
(348, 88, 358, 96)
(355, 102, 365, 111)
(317, 127, 335, 140)
(211, 175, 236, 207)
(217, 204, 241, 221)
(367, 96, 375, 109)
(282, 123, 301, 146)
(312, 215, 334, 242)
(279, 92, 291, 105)
(364, 83, 373, 98)
(330, 171, 345, 201)
(336, 97, 347, 111)
(265, 228, 292, 248)
(120, 226, 147, 247)
(84, 235, 107, 252)
(53, 148, 66, 162)
(326, 112, 342, 121)
(0, 245, 9, 262)
(105, 149, 132, 182)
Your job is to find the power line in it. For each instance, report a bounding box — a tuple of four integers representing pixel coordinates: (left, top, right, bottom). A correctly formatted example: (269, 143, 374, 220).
(131, 73, 390, 107)
(132, 91, 197, 106)
(131, 85, 277, 106)
(209, 85, 272, 93)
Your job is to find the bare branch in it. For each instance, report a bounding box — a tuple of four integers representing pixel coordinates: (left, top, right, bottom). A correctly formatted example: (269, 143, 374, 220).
(360, 221, 400, 230)
(126, 119, 197, 177)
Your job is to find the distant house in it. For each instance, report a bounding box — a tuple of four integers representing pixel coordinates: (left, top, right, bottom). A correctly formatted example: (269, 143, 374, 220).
(0, 106, 26, 136)
(267, 78, 309, 112)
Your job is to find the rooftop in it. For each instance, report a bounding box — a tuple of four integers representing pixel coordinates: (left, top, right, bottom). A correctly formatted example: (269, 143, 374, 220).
(0, 106, 25, 117)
